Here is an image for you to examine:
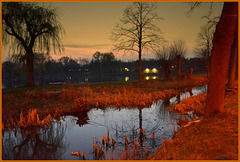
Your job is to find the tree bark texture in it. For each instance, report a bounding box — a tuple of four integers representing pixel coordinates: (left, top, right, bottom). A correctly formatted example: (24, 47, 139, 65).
(139, 47, 142, 83)
(26, 49, 35, 86)
(205, 2, 238, 117)
(228, 24, 238, 89)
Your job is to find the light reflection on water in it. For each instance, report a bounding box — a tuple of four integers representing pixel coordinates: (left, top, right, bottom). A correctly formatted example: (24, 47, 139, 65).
(2, 85, 207, 160)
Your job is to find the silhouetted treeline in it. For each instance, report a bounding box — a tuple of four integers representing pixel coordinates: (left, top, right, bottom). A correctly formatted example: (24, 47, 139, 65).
(2, 54, 207, 88)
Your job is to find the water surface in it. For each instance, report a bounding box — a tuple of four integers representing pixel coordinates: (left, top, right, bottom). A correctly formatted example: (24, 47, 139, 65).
(2, 85, 207, 160)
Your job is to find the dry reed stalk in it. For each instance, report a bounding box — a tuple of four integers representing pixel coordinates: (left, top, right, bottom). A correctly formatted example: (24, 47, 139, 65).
(111, 135, 116, 146)
(125, 134, 129, 150)
(101, 133, 105, 145)
(106, 134, 111, 146)
(145, 142, 149, 156)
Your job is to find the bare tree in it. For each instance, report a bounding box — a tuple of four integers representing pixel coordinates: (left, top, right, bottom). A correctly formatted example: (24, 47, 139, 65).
(2, 2, 64, 86)
(194, 13, 219, 78)
(194, 24, 215, 77)
(170, 39, 187, 79)
(111, 2, 163, 82)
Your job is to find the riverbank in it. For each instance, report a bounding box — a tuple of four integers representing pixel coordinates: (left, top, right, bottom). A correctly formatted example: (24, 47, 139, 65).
(150, 88, 238, 160)
(2, 75, 208, 126)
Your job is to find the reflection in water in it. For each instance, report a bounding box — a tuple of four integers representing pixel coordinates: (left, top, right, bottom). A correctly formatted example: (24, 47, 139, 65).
(145, 76, 158, 80)
(170, 85, 207, 105)
(2, 120, 68, 160)
(139, 108, 143, 147)
(2, 85, 207, 160)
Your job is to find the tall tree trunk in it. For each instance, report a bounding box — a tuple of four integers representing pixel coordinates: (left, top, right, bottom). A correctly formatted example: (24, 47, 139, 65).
(138, 4, 143, 84)
(26, 49, 35, 86)
(138, 25, 143, 83)
(228, 25, 238, 89)
(207, 43, 210, 78)
(177, 56, 181, 79)
(165, 61, 171, 81)
(139, 48, 142, 83)
(236, 54, 238, 80)
(207, 59, 210, 78)
(205, 2, 237, 117)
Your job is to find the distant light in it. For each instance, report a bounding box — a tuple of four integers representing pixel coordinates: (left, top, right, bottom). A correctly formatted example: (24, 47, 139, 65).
(85, 78, 88, 82)
(188, 58, 190, 61)
(125, 76, 129, 81)
(125, 68, 129, 71)
(69, 69, 71, 71)
(172, 66, 174, 69)
(153, 76, 157, 80)
(144, 68, 150, 73)
(69, 77, 71, 80)
(145, 76, 150, 80)
(85, 69, 89, 71)
(152, 68, 158, 73)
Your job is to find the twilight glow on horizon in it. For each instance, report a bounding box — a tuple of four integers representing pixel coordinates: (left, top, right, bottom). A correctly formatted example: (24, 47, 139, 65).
(2, 2, 223, 62)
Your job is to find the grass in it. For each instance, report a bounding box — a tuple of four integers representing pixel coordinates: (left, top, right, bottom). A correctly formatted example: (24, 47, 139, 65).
(172, 93, 207, 116)
(2, 74, 208, 127)
(150, 89, 238, 160)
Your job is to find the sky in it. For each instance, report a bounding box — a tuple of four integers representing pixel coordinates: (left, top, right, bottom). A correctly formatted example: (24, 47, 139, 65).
(2, 2, 223, 62)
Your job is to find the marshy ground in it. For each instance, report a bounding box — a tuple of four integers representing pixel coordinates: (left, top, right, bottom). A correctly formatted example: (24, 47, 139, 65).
(2, 74, 238, 160)
(2, 74, 207, 123)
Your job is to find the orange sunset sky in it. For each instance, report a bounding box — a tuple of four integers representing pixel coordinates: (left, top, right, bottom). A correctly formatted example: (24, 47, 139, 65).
(2, 2, 223, 62)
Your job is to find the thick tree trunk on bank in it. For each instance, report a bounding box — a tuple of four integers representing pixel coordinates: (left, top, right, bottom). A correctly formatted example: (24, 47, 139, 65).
(207, 43, 210, 78)
(228, 25, 238, 89)
(236, 54, 238, 80)
(205, 2, 237, 117)
(26, 49, 35, 86)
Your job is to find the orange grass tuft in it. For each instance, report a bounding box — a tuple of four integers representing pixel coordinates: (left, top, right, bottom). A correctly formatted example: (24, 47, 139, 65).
(173, 93, 207, 116)
(18, 109, 53, 129)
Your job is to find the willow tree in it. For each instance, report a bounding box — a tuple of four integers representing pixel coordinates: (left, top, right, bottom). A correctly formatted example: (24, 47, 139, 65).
(111, 2, 163, 82)
(155, 45, 174, 81)
(170, 39, 187, 79)
(2, 2, 64, 86)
